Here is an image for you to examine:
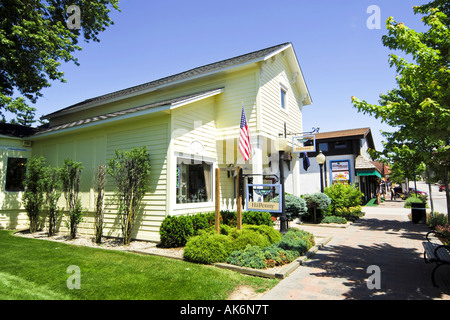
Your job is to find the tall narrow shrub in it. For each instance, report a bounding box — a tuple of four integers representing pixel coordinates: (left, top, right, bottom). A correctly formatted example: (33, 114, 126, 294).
(94, 165, 107, 244)
(60, 159, 84, 239)
(107, 147, 151, 245)
(43, 166, 62, 236)
(23, 156, 46, 233)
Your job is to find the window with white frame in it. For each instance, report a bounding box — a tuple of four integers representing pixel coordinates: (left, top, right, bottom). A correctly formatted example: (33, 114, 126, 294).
(176, 157, 213, 204)
(280, 85, 287, 110)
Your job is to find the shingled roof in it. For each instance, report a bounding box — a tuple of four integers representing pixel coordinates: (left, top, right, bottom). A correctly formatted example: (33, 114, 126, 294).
(42, 42, 295, 120)
(315, 127, 371, 140)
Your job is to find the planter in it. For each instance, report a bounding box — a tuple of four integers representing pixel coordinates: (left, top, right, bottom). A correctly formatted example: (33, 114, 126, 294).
(411, 202, 426, 224)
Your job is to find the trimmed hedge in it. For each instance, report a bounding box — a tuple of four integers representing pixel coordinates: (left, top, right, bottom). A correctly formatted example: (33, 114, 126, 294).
(183, 232, 233, 264)
(159, 215, 194, 248)
(159, 210, 273, 248)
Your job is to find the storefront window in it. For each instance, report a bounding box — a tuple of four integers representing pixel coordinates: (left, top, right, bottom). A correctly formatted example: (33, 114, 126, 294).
(176, 158, 212, 203)
(5, 157, 27, 191)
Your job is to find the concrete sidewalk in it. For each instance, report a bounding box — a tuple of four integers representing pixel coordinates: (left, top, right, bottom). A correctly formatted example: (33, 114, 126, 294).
(260, 200, 450, 300)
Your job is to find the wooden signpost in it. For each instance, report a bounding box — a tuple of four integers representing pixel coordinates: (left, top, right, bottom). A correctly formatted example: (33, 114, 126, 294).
(215, 166, 243, 234)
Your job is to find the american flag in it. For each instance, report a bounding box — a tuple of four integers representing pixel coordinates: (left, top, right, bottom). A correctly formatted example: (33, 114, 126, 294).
(239, 107, 251, 161)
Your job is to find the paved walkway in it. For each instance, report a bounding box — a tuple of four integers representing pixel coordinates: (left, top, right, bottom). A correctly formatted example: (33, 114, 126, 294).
(261, 200, 450, 300)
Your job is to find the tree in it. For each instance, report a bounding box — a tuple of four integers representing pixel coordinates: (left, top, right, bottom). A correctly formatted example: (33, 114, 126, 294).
(351, 3, 449, 216)
(22, 156, 46, 233)
(60, 158, 84, 239)
(107, 147, 151, 245)
(43, 166, 62, 236)
(0, 0, 120, 124)
(303, 193, 331, 223)
(93, 164, 107, 244)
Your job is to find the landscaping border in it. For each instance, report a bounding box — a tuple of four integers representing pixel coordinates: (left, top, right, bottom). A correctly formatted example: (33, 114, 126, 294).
(214, 236, 333, 279)
(132, 235, 333, 279)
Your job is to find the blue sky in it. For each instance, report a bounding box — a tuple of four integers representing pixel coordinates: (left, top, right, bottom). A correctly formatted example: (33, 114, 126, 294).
(30, 0, 430, 151)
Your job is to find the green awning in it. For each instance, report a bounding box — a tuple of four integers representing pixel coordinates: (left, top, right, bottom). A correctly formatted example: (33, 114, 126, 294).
(356, 170, 382, 178)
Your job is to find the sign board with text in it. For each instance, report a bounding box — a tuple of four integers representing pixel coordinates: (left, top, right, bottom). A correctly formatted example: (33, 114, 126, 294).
(246, 184, 282, 213)
(292, 134, 316, 153)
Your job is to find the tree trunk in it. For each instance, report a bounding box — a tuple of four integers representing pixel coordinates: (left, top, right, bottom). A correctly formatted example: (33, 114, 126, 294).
(443, 167, 450, 221)
(426, 167, 434, 214)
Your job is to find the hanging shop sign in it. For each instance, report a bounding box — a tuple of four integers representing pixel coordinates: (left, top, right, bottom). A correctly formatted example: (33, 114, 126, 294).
(292, 134, 316, 153)
(246, 184, 282, 213)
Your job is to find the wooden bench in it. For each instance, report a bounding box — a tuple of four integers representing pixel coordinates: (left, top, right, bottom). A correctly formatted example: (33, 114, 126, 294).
(423, 231, 450, 287)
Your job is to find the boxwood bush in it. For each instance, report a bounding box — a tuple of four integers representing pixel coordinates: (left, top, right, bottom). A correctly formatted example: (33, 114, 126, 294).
(230, 228, 271, 251)
(183, 232, 233, 264)
(159, 215, 194, 248)
(160, 210, 274, 248)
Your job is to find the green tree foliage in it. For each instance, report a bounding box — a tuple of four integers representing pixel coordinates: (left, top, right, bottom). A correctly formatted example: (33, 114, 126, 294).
(0, 0, 120, 123)
(107, 147, 151, 245)
(303, 192, 331, 223)
(22, 156, 46, 233)
(270, 194, 307, 221)
(93, 165, 107, 244)
(351, 2, 450, 216)
(60, 159, 84, 239)
(43, 166, 62, 236)
(324, 184, 363, 215)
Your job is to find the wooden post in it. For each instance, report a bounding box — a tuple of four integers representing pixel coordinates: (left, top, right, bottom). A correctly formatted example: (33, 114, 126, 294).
(236, 166, 242, 230)
(215, 168, 220, 234)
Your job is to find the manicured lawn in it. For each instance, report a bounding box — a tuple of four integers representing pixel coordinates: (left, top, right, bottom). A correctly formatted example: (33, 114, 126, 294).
(0, 230, 278, 300)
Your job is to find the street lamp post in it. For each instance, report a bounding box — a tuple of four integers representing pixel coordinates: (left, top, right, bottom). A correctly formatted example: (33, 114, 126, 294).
(277, 134, 288, 234)
(316, 151, 326, 192)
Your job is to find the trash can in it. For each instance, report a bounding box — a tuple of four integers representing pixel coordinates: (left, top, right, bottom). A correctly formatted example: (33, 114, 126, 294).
(411, 202, 426, 224)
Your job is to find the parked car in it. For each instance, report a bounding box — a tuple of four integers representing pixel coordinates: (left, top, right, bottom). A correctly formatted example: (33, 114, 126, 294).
(440, 184, 449, 192)
(408, 188, 427, 196)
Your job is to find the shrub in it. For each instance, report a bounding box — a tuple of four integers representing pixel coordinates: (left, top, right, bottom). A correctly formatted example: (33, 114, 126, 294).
(220, 210, 236, 226)
(404, 195, 427, 208)
(321, 216, 347, 224)
(270, 194, 307, 221)
(335, 206, 364, 222)
(227, 245, 266, 269)
(278, 229, 315, 255)
(242, 211, 274, 226)
(324, 183, 363, 214)
(93, 165, 107, 244)
(159, 215, 194, 248)
(262, 244, 297, 267)
(427, 212, 448, 229)
(303, 192, 331, 223)
(230, 228, 271, 251)
(60, 159, 84, 240)
(242, 224, 281, 244)
(435, 225, 450, 244)
(190, 213, 211, 235)
(23, 156, 47, 233)
(43, 166, 62, 237)
(184, 233, 233, 264)
(107, 147, 151, 245)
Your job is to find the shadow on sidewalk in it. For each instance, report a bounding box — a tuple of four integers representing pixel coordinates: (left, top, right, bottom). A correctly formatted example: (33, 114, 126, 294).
(304, 216, 450, 300)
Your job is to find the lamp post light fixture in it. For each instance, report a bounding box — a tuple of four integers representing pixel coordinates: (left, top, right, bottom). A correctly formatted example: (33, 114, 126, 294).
(316, 151, 326, 192)
(277, 134, 288, 234)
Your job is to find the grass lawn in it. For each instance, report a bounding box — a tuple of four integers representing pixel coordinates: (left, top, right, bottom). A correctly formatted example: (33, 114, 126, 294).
(0, 230, 278, 300)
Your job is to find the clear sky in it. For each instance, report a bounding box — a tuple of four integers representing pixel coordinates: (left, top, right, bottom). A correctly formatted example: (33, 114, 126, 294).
(29, 0, 430, 151)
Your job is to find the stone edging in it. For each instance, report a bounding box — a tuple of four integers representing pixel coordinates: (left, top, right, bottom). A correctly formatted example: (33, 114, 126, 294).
(133, 235, 333, 279)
